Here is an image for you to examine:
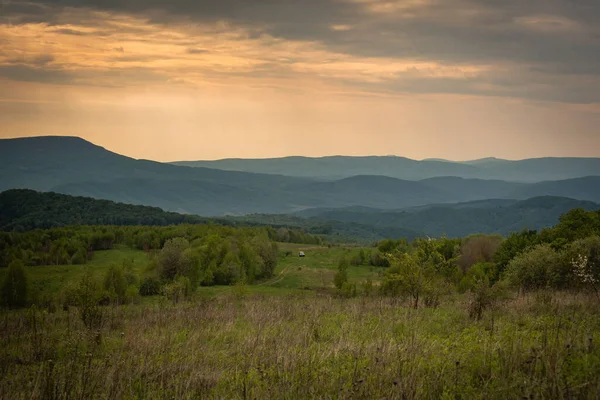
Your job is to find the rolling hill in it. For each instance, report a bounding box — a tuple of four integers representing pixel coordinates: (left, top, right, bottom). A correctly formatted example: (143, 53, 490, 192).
(172, 155, 600, 182)
(0, 189, 213, 231)
(293, 196, 600, 237)
(2, 136, 600, 216)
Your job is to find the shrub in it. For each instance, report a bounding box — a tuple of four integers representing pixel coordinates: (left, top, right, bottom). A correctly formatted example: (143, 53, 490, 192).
(369, 250, 390, 267)
(568, 236, 600, 284)
(162, 276, 192, 303)
(457, 262, 497, 293)
(494, 230, 540, 274)
(124, 284, 140, 304)
(505, 244, 569, 290)
(76, 273, 103, 331)
(334, 257, 349, 289)
(381, 252, 437, 309)
(339, 282, 357, 298)
(103, 265, 127, 303)
(159, 238, 193, 281)
(139, 276, 161, 296)
(232, 281, 248, 299)
(1, 259, 28, 308)
(468, 278, 507, 320)
(361, 279, 374, 296)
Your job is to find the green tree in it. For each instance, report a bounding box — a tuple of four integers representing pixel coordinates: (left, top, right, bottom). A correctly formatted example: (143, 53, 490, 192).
(103, 264, 127, 303)
(1, 259, 28, 308)
(334, 256, 349, 289)
(494, 230, 540, 275)
(381, 252, 436, 309)
(159, 238, 194, 281)
(505, 244, 569, 290)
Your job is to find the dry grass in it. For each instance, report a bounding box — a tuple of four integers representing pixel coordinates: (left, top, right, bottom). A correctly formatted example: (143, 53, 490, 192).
(1, 292, 599, 399)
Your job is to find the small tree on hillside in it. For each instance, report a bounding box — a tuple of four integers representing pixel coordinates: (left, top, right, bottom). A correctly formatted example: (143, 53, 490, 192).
(1, 260, 28, 308)
(334, 256, 349, 289)
(103, 264, 127, 303)
(159, 238, 194, 281)
(505, 244, 568, 290)
(381, 252, 436, 309)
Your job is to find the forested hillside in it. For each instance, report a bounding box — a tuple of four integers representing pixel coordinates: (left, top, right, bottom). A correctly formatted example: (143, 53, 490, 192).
(0, 189, 211, 231)
(292, 196, 600, 237)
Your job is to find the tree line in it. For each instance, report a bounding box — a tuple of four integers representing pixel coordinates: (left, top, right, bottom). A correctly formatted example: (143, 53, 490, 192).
(334, 208, 600, 314)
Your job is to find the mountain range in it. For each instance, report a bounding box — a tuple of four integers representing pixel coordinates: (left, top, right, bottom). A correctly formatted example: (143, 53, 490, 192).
(172, 155, 600, 182)
(1, 136, 600, 218)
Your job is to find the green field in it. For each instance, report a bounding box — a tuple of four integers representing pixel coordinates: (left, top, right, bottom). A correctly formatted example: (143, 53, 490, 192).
(0, 243, 384, 300)
(2, 235, 600, 398)
(0, 245, 150, 300)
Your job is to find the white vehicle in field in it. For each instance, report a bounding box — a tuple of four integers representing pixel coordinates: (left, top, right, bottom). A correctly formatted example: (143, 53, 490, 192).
(298, 251, 305, 257)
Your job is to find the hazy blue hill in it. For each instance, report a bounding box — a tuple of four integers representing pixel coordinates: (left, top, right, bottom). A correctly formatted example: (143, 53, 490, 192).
(510, 176, 600, 203)
(173, 155, 482, 181)
(419, 177, 524, 201)
(174, 155, 600, 182)
(294, 196, 600, 237)
(401, 198, 519, 212)
(301, 175, 452, 209)
(0, 136, 308, 193)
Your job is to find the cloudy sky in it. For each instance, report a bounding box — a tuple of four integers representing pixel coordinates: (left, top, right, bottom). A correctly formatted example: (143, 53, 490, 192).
(1, 0, 599, 161)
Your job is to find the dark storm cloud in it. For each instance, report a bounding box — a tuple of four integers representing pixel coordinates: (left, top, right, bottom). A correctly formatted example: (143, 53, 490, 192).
(186, 48, 209, 54)
(2, 0, 600, 102)
(0, 64, 73, 84)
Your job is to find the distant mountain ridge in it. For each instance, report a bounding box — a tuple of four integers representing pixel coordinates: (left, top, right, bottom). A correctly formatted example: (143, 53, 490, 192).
(1, 136, 600, 216)
(291, 196, 600, 238)
(173, 155, 600, 182)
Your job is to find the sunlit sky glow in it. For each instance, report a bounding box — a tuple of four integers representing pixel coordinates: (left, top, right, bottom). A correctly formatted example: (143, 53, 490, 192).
(1, 0, 599, 161)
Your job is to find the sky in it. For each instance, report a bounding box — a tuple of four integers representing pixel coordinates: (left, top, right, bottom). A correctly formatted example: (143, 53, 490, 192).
(1, 0, 599, 161)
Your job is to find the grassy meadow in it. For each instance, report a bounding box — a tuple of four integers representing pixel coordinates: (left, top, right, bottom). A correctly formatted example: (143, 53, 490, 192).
(1, 242, 600, 399)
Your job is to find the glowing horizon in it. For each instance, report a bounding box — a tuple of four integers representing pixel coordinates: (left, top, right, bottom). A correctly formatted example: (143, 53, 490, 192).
(1, 0, 599, 161)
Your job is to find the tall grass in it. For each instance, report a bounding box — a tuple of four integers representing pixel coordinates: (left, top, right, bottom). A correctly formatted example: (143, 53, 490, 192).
(1, 292, 599, 399)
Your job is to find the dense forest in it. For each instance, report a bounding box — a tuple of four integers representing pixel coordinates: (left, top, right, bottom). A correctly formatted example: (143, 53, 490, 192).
(0, 189, 215, 231)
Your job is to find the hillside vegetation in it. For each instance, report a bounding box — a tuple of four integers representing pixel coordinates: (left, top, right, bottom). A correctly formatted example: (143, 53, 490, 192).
(0, 189, 212, 231)
(1, 208, 600, 398)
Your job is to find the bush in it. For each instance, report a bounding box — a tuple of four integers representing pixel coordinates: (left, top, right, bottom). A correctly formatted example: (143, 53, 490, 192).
(457, 262, 497, 293)
(369, 249, 390, 267)
(339, 282, 357, 298)
(468, 278, 508, 320)
(76, 273, 103, 331)
(334, 257, 349, 289)
(505, 244, 569, 290)
(103, 265, 127, 303)
(162, 276, 192, 303)
(139, 276, 161, 296)
(159, 238, 193, 281)
(568, 236, 600, 283)
(380, 252, 438, 308)
(1, 259, 28, 308)
(124, 284, 140, 304)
